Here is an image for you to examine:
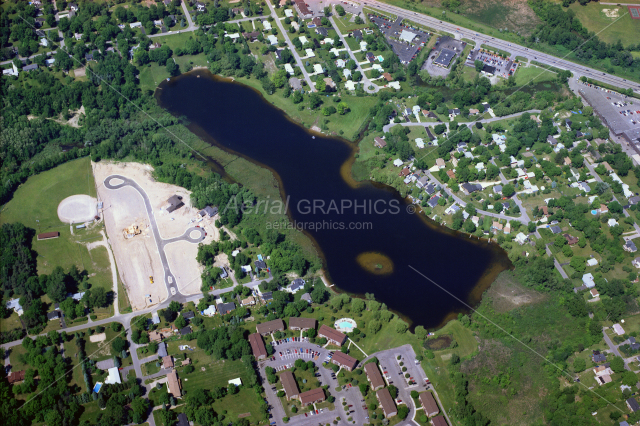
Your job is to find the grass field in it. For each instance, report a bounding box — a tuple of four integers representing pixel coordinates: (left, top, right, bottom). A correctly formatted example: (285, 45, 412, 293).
(179, 358, 253, 393)
(1, 312, 22, 333)
(0, 157, 115, 298)
(513, 64, 557, 87)
(567, 3, 638, 47)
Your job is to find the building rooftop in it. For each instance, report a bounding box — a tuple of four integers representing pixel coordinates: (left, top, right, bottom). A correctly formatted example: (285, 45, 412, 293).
(256, 319, 285, 335)
(364, 362, 385, 389)
(299, 387, 325, 405)
(331, 351, 358, 370)
(248, 333, 267, 359)
(377, 387, 397, 417)
(319, 324, 347, 345)
(289, 317, 317, 330)
(280, 370, 299, 398)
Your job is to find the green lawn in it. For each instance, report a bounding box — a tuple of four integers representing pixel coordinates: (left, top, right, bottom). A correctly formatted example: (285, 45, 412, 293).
(179, 358, 253, 393)
(1, 312, 22, 333)
(514, 64, 557, 87)
(210, 388, 264, 423)
(0, 157, 115, 304)
(568, 3, 638, 47)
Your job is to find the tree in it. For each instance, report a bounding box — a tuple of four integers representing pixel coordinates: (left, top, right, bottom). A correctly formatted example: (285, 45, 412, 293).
(112, 337, 127, 353)
(394, 320, 407, 334)
(502, 184, 515, 197)
(474, 60, 483, 72)
(573, 358, 586, 373)
(388, 385, 398, 399)
(610, 356, 624, 373)
(166, 60, 179, 76)
(336, 102, 349, 115)
(175, 315, 187, 329)
(397, 405, 409, 420)
(162, 308, 177, 323)
(415, 325, 427, 340)
(131, 397, 150, 424)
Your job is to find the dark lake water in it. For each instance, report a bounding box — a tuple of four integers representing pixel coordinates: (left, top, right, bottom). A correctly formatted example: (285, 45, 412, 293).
(156, 70, 511, 329)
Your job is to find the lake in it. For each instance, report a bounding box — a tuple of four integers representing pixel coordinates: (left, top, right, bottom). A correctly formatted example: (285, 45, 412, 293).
(156, 70, 511, 329)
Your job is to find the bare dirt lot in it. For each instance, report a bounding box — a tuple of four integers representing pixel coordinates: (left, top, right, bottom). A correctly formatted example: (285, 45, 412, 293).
(93, 161, 218, 310)
(484, 271, 546, 313)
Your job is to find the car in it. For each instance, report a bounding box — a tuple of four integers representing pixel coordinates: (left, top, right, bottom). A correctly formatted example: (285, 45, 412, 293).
(305, 413, 308, 417)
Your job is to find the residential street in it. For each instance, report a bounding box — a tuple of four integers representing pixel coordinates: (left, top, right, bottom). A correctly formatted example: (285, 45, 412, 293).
(602, 329, 631, 371)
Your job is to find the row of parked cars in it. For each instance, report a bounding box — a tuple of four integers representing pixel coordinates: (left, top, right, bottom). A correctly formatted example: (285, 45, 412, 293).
(272, 336, 309, 346)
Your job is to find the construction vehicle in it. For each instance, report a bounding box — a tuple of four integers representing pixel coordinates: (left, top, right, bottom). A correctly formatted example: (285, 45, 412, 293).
(123, 223, 141, 238)
(149, 276, 154, 284)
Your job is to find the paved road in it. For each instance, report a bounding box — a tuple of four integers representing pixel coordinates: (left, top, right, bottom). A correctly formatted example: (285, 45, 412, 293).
(382, 109, 542, 133)
(363, 0, 640, 93)
(603, 329, 631, 371)
(104, 175, 206, 298)
(180, 1, 197, 31)
(329, 13, 379, 94)
(266, 1, 315, 91)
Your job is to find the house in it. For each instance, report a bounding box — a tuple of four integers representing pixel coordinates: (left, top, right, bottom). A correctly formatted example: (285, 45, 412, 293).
(514, 233, 528, 245)
(587, 258, 598, 267)
(289, 317, 316, 331)
(198, 206, 218, 217)
(627, 398, 640, 412)
(256, 319, 285, 336)
(300, 293, 312, 303)
(417, 176, 429, 188)
(23, 64, 38, 72)
(166, 195, 184, 212)
(435, 158, 445, 168)
(364, 362, 385, 391)
(393, 159, 404, 167)
(446, 170, 456, 180)
(96, 358, 116, 370)
(580, 182, 591, 192)
(331, 351, 358, 371)
(280, 370, 300, 400)
(461, 183, 481, 194)
(158, 342, 168, 358)
(7, 370, 25, 384)
(182, 311, 195, 320)
(492, 221, 503, 232)
(202, 305, 217, 316)
(241, 296, 255, 306)
(319, 324, 347, 346)
(582, 273, 596, 288)
(424, 184, 436, 196)
(167, 370, 182, 397)
(366, 52, 375, 63)
(432, 416, 448, 426)
(399, 168, 411, 178)
(243, 31, 260, 42)
(152, 312, 161, 324)
(177, 413, 189, 426)
(608, 218, 618, 227)
(448, 108, 460, 116)
(625, 240, 638, 253)
(288, 278, 305, 293)
(105, 367, 122, 385)
(343, 68, 352, 79)
(179, 326, 192, 336)
(550, 225, 562, 234)
(261, 292, 273, 302)
(563, 234, 579, 245)
(382, 72, 393, 82)
(376, 388, 397, 418)
(602, 161, 614, 173)
(493, 185, 502, 195)
(323, 77, 336, 91)
(419, 391, 439, 417)
(300, 388, 325, 405)
(629, 196, 640, 206)
(613, 323, 626, 335)
(312, 16, 322, 27)
(590, 288, 600, 298)
(284, 63, 294, 75)
(69, 3, 79, 12)
(162, 356, 174, 369)
(217, 302, 236, 315)
(374, 137, 387, 148)
(289, 77, 302, 91)
(248, 333, 267, 360)
(267, 35, 278, 46)
(592, 350, 606, 363)
(195, 2, 206, 12)
(427, 196, 440, 208)
(313, 64, 324, 74)
(47, 310, 61, 321)
(633, 257, 640, 269)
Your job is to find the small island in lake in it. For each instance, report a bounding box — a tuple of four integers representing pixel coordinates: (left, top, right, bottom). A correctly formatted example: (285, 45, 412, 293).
(356, 252, 394, 275)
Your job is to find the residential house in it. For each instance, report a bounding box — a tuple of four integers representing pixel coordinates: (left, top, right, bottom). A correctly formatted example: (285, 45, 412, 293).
(374, 137, 387, 148)
(261, 291, 273, 302)
(582, 273, 596, 288)
(376, 388, 397, 418)
(198, 205, 218, 217)
(364, 362, 385, 391)
(162, 356, 174, 369)
(608, 218, 618, 227)
(202, 305, 217, 316)
(300, 293, 312, 303)
(299, 388, 325, 405)
(563, 234, 579, 245)
(592, 350, 606, 363)
(587, 258, 598, 267)
(399, 168, 410, 178)
(179, 326, 192, 336)
(431, 416, 448, 426)
(382, 72, 393, 81)
(158, 342, 168, 358)
(319, 324, 347, 346)
(491, 221, 503, 232)
(47, 311, 61, 321)
(256, 319, 285, 336)
(248, 333, 267, 360)
(514, 233, 528, 245)
(217, 302, 236, 315)
(627, 398, 640, 413)
(419, 391, 439, 417)
(182, 311, 195, 320)
(241, 296, 256, 306)
(393, 159, 404, 167)
(493, 185, 502, 195)
(149, 331, 163, 343)
(195, 2, 206, 12)
(446, 170, 456, 180)
(590, 288, 600, 298)
(7, 371, 25, 384)
(625, 240, 638, 253)
(289, 317, 316, 331)
(167, 370, 182, 397)
(550, 226, 562, 234)
(166, 195, 184, 213)
(424, 184, 436, 196)
(331, 351, 358, 371)
(288, 278, 305, 293)
(461, 183, 481, 194)
(613, 323, 626, 335)
(633, 257, 640, 268)
(602, 162, 614, 173)
(435, 158, 445, 168)
(427, 196, 440, 208)
(280, 371, 300, 400)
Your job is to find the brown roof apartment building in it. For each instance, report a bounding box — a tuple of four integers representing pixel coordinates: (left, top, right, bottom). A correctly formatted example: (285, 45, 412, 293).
(256, 319, 285, 336)
(249, 333, 268, 360)
(289, 317, 317, 331)
(299, 387, 325, 405)
(419, 391, 439, 417)
(167, 370, 182, 397)
(364, 362, 385, 390)
(376, 387, 397, 418)
(331, 351, 358, 372)
(431, 415, 448, 426)
(318, 324, 347, 346)
(280, 370, 300, 400)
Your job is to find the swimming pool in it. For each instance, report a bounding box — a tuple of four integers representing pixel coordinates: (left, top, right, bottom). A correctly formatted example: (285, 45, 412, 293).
(334, 318, 357, 332)
(93, 382, 102, 393)
(591, 210, 598, 215)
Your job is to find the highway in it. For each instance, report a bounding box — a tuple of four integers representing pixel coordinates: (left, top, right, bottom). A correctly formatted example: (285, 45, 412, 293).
(362, 0, 640, 93)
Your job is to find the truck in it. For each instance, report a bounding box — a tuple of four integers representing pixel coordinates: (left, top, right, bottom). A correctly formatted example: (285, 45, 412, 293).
(149, 276, 154, 284)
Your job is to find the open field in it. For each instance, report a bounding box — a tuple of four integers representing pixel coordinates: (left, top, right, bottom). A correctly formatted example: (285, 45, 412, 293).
(513, 64, 557, 86)
(567, 3, 638, 47)
(179, 358, 253, 393)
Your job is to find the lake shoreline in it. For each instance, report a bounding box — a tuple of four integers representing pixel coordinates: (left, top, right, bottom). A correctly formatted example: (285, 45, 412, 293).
(155, 69, 512, 330)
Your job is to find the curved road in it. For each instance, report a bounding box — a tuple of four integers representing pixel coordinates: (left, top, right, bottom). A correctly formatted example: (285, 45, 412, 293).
(104, 174, 206, 298)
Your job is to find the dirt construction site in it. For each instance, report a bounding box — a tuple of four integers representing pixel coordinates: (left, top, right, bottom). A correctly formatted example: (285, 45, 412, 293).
(93, 161, 219, 311)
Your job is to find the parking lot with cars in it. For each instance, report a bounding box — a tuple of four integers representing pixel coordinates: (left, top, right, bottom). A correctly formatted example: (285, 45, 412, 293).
(472, 48, 516, 78)
(368, 15, 429, 64)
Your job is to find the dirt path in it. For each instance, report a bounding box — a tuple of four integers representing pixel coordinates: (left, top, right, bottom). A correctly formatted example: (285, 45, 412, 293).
(86, 230, 120, 315)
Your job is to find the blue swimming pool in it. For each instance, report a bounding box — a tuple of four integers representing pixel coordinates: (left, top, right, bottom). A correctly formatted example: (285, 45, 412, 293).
(337, 321, 354, 330)
(591, 210, 598, 215)
(93, 383, 102, 393)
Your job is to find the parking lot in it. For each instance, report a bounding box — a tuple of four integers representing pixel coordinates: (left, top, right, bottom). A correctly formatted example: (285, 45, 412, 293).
(473, 48, 516, 78)
(368, 15, 429, 64)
